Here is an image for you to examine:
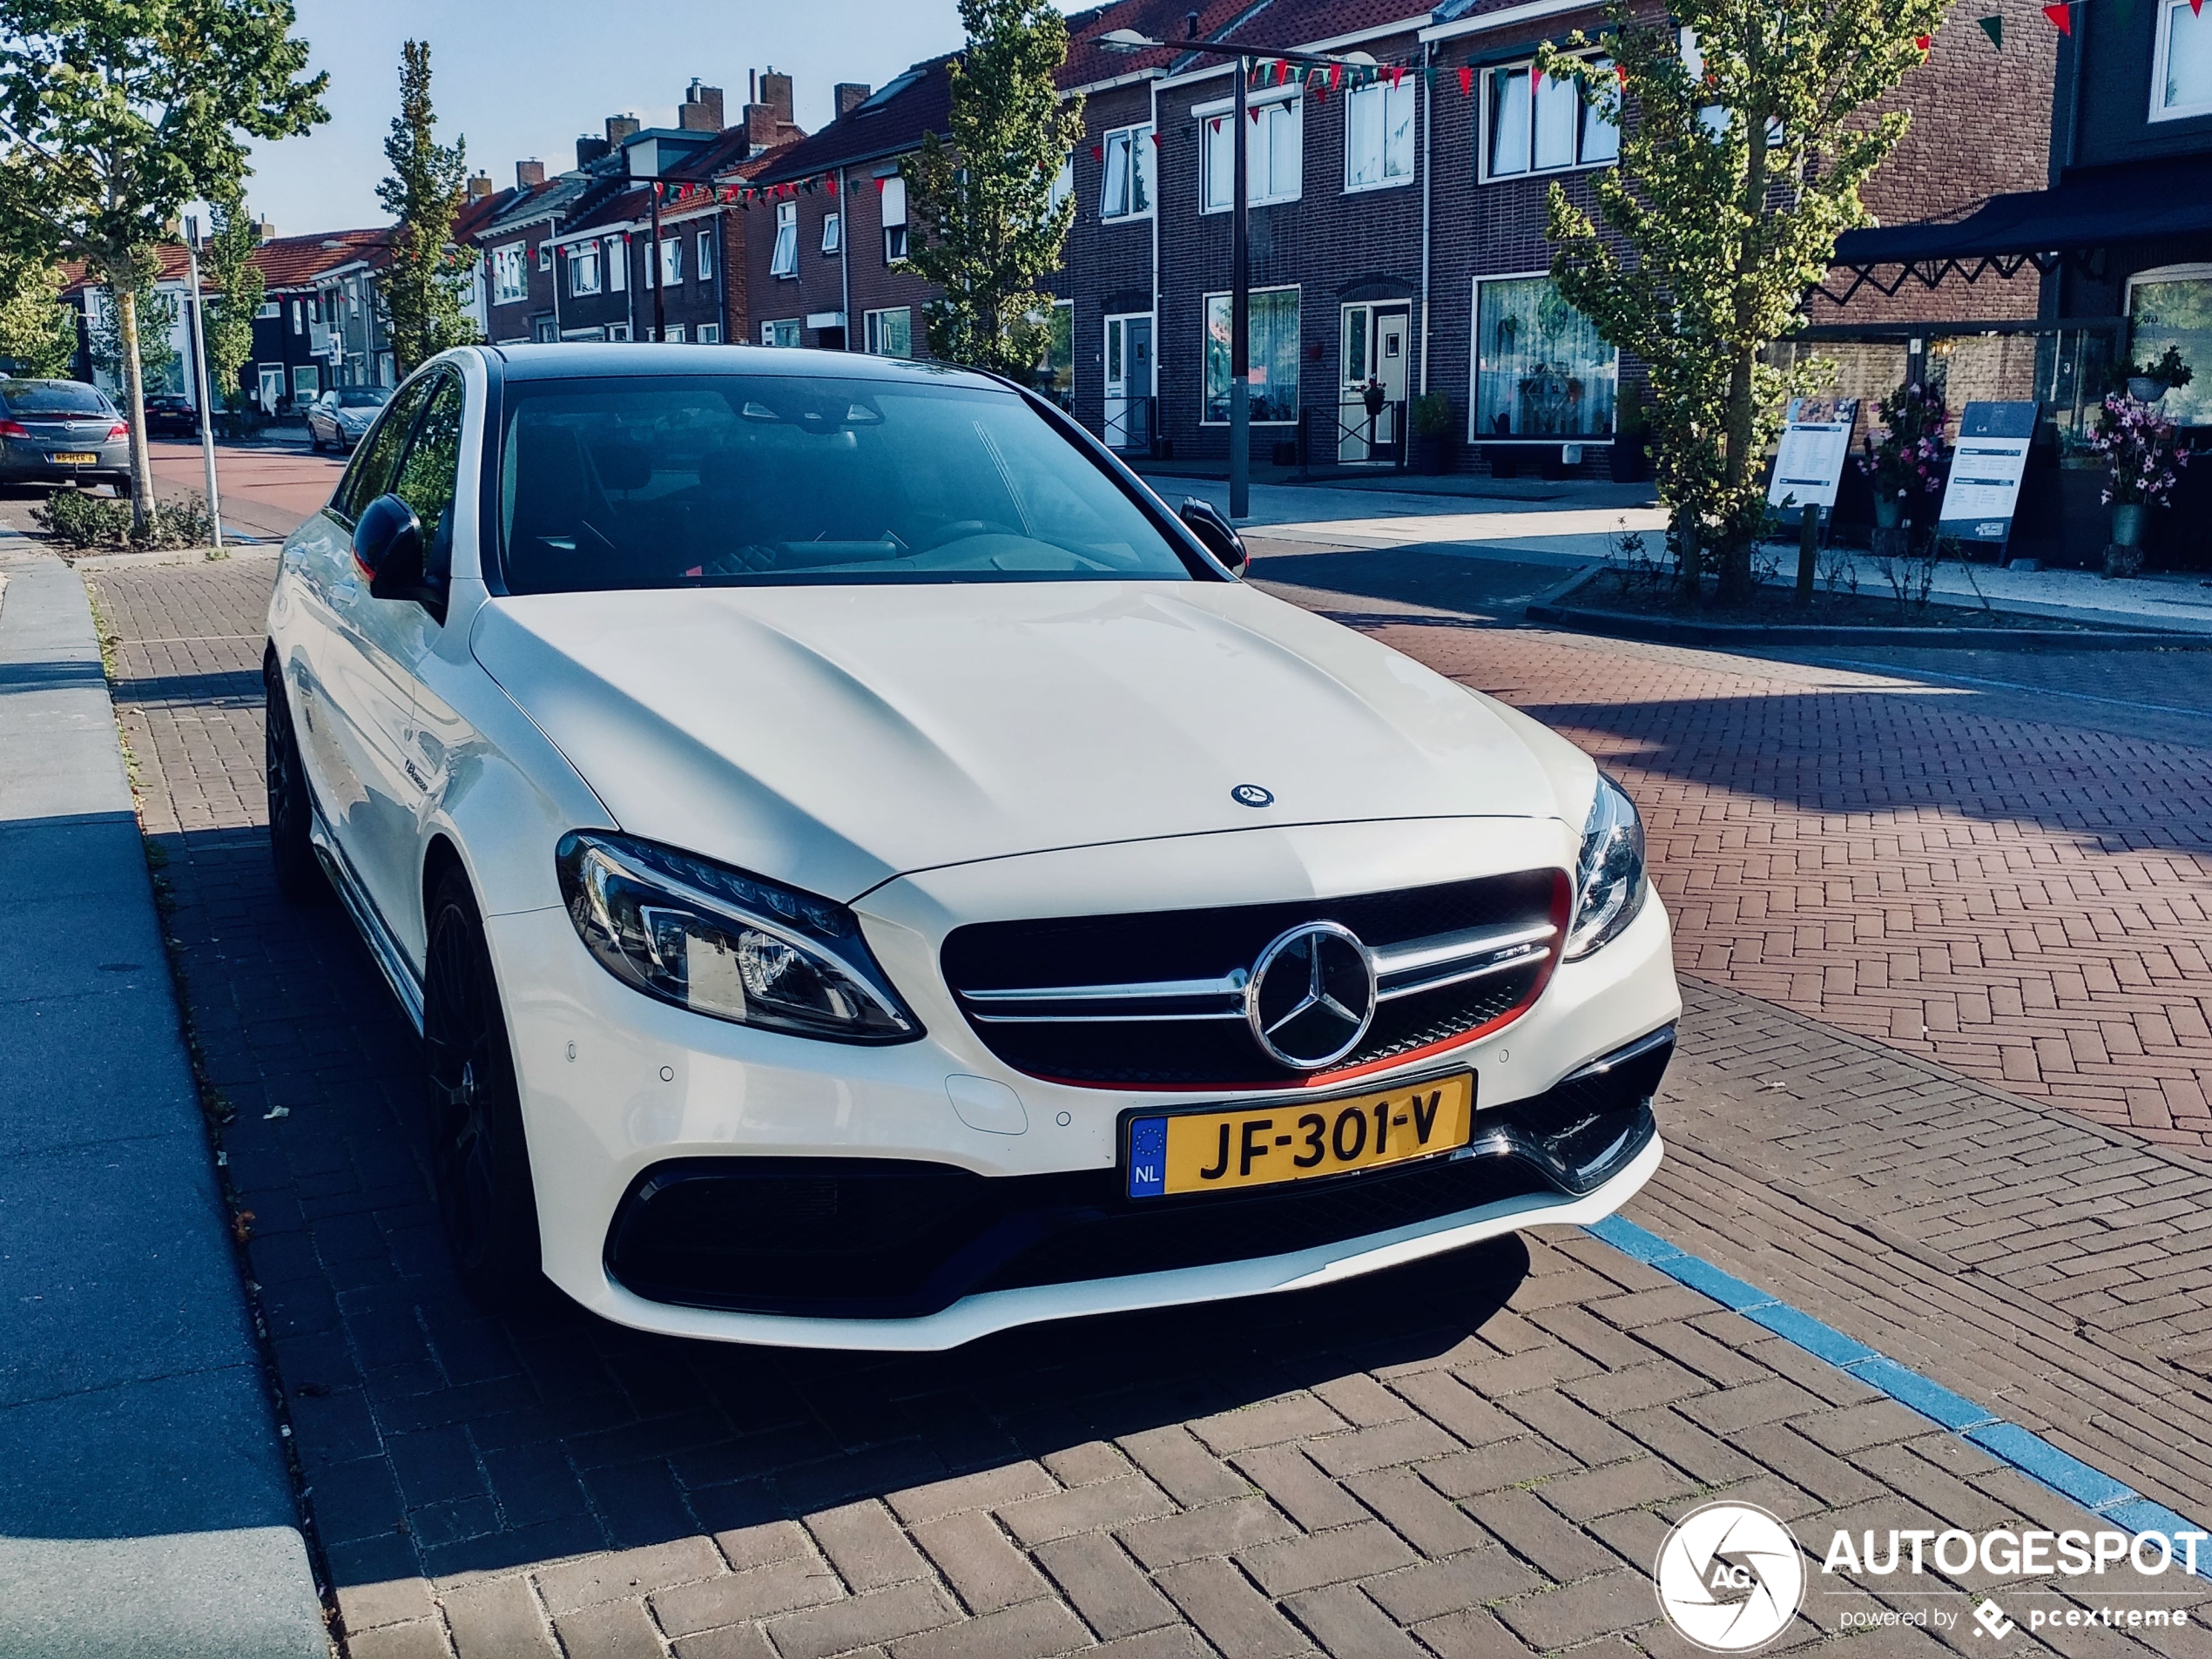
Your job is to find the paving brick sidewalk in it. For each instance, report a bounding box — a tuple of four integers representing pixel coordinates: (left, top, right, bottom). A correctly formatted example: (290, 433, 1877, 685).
(84, 556, 2212, 1659)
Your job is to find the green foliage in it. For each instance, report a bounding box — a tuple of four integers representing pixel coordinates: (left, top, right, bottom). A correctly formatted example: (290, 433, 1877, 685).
(34, 486, 212, 549)
(899, 0, 1085, 377)
(1411, 391, 1455, 437)
(375, 39, 478, 375)
(0, 0, 327, 517)
(201, 196, 264, 408)
(2114, 344, 2194, 394)
(0, 255, 78, 376)
(1614, 379, 1649, 435)
(1535, 0, 1947, 599)
(89, 272, 181, 393)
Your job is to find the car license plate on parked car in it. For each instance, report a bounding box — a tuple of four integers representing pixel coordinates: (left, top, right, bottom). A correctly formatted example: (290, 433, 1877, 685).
(1125, 1073, 1474, 1198)
(48, 452, 98, 466)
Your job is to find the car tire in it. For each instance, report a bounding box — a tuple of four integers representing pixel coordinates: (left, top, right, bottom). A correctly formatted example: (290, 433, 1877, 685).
(263, 657, 325, 902)
(423, 867, 547, 1310)
(308, 428, 325, 453)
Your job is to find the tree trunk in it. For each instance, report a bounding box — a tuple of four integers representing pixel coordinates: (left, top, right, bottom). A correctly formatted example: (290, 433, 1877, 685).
(1716, 341, 1757, 604)
(1676, 502, 1702, 602)
(115, 287, 156, 531)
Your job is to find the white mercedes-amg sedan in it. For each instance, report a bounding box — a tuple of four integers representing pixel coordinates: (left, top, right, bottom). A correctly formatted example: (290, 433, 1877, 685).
(264, 344, 1679, 1351)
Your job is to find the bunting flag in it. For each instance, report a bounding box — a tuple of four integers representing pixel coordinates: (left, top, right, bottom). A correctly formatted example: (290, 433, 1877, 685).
(1458, 64, 1474, 97)
(1913, 31, 1932, 50)
(1978, 12, 2003, 44)
(826, 175, 838, 194)
(1616, 61, 1630, 84)
(1389, 64, 1406, 88)
(2042, 1, 2069, 30)
(1091, 143, 1104, 159)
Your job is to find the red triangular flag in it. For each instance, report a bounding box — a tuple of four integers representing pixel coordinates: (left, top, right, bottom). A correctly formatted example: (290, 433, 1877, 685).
(1913, 32, 1932, 49)
(1209, 117, 1222, 134)
(1389, 65, 1405, 88)
(2043, 1, 2070, 29)
(1327, 64, 1341, 90)
(2191, 0, 2202, 16)
(1458, 64, 1474, 97)
(1249, 105, 1261, 124)
(826, 175, 837, 194)
(1150, 131, 1161, 145)
(1091, 144, 1104, 160)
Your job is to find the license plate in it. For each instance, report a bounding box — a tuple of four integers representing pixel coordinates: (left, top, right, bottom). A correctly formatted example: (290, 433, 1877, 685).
(1126, 1073, 1474, 1198)
(48, 452, 98, 465)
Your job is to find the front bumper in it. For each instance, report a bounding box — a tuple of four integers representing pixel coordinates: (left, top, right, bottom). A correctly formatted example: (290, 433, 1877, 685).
(489, 818, 1680, 1350)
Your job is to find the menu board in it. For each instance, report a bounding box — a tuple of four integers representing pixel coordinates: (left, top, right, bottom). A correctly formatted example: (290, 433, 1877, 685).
(1766, 397, 1859, 521)
(1937, 401, 2038, 546)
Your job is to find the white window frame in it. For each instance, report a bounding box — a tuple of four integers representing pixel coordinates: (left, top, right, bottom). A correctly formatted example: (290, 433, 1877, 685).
(292, 364, 320, 397)
(604, 235, 629, 293)
(1200, 283, 1301, 426)
(2152, 0, 2212, 120)
(865, 306, 914, 358)
(290, 299, 304, 333)
(770, 201, 799, 278)
(663, 323, 686, 342)
(255, 300, 280, 320)
(568, 243, 602, 296)
(1099, 123, 1156, 221)
(1478, 56, 1619, 184)
(2124, 261, 2212, 424)
(536, 242, 552, 272)
(880, 175, 909, 262)
(696, 228, 715, 281)
(698, 323, 721, 344)
(1197, 91, 1302, 213)
(1343, 76, 1418, 192)
(761, 318, 801, 347)
(821, 212, 842, 254)
(491, 243, 528, 305)
(656, 237, 683, 287)
(607, 322, 631, 341)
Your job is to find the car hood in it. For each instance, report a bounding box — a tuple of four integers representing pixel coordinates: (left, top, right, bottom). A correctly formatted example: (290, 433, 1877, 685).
(470, 581, 1583, 902)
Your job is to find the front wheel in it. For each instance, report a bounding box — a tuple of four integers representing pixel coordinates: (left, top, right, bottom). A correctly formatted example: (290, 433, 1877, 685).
(264, 658, 324, 901)
(423, 869, 545, 1310)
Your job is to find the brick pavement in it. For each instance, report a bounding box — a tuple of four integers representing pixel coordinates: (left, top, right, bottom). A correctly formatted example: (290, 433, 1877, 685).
(84, 555, 2212, 1659)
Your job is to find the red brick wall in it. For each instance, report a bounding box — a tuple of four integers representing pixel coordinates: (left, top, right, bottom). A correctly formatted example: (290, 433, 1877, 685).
(1057, 81, 1161, 435)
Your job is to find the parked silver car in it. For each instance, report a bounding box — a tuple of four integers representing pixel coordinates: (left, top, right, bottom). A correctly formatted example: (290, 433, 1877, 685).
(305, 385, 390, 453)
(0, 380, 131, 491)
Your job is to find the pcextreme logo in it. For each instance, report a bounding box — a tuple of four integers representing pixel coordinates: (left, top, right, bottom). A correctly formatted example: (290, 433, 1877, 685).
(1654, 1503, 1806, 1652)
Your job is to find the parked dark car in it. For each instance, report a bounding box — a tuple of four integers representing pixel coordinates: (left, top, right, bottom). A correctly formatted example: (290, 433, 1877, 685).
(140, 393, 200, 440)
(0, 380, 131, 492)
(305, 385, 391, 453)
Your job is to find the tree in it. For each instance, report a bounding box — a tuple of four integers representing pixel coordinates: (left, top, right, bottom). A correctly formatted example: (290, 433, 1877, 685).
(376, 39, 477, 376)
(0, 0, 327, 525)
(1536, 0, 1946, 601)
(898, 0, 1084, 377)
(201, 194, 264, 412)
(88, 265, 181, 394)
(0, 255, 79, 376)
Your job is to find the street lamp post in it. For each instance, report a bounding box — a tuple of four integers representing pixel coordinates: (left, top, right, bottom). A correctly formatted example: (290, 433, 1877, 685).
(1095, 30, 1375, 521)
(182, 214, 224, 555)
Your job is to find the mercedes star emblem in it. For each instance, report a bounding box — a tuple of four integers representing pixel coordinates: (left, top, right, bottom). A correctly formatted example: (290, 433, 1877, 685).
(1244, 921, 1377, 1070)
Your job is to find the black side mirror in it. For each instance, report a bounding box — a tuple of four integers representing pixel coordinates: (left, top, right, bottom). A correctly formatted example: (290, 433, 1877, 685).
(354, 492, 441, 610)
(1179, 496, 1247, 576)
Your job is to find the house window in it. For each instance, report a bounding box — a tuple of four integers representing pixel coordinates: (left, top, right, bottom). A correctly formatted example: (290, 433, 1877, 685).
(2154, 0, 2212, 118)
(762, 319, 801, 347)
(536, 242, 552, 272)
(771, 202, 799, 277)
(1200, 97, 1301, 212)
(821, 212, 842, 254)
(1472, 274, 1617, 441)
(607, 322, 631, 341)
(2128, 266, 2212, 426)
(1203, 287, 1299, 424)
(293, 364, 320, 397)
(291, 299, 304, 333)
(1049, 152, 1074, 215)
(663, 324, 685, 342)
(1100, 124, 1155, 219)
(570, 245, 601, 295)
(1483, 58, 1617, 179)
(881, 175, 909, 261)
(696, 229, 714, 281)
(653, 237, 682, 287)
(865, 307, 913, 358)
(698, 323, 721, 344)
(1345, 77, 1416, 190)
(606, 236, 628, 292)
(256, 300, 280, 320)
(491, 244, 528, 304)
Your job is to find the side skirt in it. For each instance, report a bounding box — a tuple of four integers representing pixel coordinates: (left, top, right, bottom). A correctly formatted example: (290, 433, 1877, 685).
(308, 800, 426, 1035)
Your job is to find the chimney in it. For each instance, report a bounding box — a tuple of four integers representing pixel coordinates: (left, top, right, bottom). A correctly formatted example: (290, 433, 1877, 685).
(759, 68, 794, 122)
(577, 134, 610, 167)
(1184, 10, 1199, 37)
(254, 217, 277, 243)
(606, 112, 640, 146)
(835, 82, 871, 117)
(742, 104, 777, 150)
(466, 173, 493, 200)
(681, 78, 725, 132)
(516, 158, 546, 189)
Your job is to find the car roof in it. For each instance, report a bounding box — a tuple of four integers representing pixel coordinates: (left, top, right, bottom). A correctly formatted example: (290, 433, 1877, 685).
(479, 343, 1007, 394)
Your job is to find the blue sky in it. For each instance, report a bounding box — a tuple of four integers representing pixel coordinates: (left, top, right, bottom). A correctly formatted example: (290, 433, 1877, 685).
(244, 2, 1089, 236)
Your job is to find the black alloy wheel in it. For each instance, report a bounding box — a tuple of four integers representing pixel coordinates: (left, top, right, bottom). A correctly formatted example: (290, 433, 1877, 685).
(263, 656, 324, 901)
(423, 868, 546, 1309)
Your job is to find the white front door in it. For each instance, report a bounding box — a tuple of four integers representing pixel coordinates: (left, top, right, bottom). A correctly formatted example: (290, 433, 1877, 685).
(1103, 313, 1153, 452)
(1339, 304, 1411, 462)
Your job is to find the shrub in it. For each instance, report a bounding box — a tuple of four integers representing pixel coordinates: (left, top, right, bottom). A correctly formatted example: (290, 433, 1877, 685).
(33, 489, 215, 550)
(1411, 391, 1455, 438)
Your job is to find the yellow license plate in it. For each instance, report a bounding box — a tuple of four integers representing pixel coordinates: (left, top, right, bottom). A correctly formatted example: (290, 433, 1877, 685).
(49, 452, 98, 465)
(1126, 1073, 1474, 1198)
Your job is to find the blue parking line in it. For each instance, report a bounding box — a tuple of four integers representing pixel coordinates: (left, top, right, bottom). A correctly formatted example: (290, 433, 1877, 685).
(1583, 1214, 2212, 1576)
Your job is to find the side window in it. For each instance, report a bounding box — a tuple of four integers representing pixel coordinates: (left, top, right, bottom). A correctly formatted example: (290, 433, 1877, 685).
(333, 379, 429, 524)
(388, 372, 467, 580)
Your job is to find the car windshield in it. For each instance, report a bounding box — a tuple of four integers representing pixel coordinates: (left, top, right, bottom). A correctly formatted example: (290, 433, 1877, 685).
(336, 388, 389, 408)
(3, 381, 108, 416)
(496, 373, 1198, 592)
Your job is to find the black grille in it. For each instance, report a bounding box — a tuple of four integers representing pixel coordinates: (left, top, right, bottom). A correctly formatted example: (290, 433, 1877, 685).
(601, 1027, 1666, 1321)
(941, 871, 1567, 1089)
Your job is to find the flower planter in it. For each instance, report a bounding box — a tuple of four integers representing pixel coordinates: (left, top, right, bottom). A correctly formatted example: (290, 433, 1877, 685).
(2110, 502, 2148, 547)
(1410, 433, 1453, 475)
(2126, 377, 2165, 405)
(1608, 437, 1649, 483)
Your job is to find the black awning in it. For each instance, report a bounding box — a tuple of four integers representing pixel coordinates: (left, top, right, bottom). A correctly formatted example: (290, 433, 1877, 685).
(1820, 156, 2212, 304)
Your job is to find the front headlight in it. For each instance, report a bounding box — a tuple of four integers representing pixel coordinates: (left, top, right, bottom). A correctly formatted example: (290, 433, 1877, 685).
(1564, 773, 1647, 961)
(556, 831, 920, 1043)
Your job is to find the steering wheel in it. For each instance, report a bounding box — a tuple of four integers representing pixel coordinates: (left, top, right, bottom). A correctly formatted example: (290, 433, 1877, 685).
(914, 518, 1019, 551)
